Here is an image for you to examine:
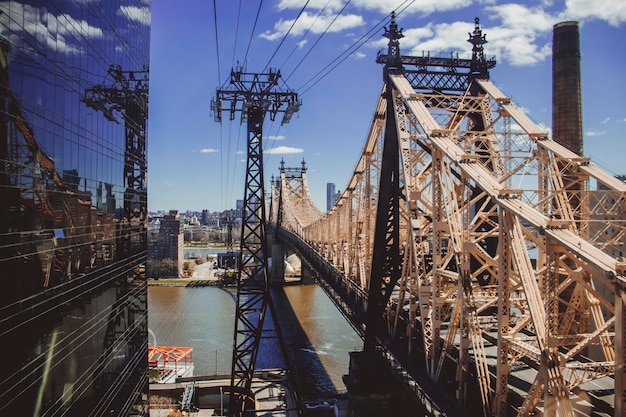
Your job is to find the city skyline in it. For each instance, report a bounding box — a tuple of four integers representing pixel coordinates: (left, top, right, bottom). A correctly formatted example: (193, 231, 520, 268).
(148, 0, 626, 213)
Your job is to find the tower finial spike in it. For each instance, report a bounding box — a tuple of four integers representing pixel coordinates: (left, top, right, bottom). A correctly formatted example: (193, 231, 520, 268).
(468, 16, 489, 80)
(382, 11, 404, 69)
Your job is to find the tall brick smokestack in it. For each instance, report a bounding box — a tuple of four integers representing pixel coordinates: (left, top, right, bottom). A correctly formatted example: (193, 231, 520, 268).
(552, 21, 583, 156)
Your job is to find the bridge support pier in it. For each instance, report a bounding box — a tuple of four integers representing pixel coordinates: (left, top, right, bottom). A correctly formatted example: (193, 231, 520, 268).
(343, 350, 419, 417)
(270, 242, 286, 285)
(300, 262, 316, 285)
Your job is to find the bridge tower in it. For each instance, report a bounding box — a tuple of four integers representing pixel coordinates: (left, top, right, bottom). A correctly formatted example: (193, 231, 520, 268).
(274, 12, 625, 417)
(211, 67, 301, 415)
(365, 11, 404, 353)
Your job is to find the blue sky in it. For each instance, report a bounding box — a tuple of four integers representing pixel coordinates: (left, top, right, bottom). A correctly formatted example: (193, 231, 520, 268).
(147, 0, 626, 213)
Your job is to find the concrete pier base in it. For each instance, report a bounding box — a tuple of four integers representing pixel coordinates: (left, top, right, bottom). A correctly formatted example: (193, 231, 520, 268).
(343, 350, 398, 417)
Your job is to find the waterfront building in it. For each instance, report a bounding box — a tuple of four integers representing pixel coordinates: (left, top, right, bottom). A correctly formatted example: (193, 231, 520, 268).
(0, 2, 151, 416)
(155, 210, 184, 277)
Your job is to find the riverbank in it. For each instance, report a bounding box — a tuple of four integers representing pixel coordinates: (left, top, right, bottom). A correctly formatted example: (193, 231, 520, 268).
(148, 279, 221, 287)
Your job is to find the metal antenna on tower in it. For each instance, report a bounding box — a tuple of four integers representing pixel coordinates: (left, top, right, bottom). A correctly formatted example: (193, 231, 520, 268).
(211, 67, 301, 416)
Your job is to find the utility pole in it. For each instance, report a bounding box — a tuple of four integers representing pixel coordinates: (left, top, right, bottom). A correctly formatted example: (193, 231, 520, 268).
(212, 66, 300, 416)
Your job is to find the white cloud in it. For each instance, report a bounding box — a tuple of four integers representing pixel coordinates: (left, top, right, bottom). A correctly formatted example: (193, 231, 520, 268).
(265, 145, 304, 154)
(260, 11, 364, 41)
(563, 0, 626, 26)
(585, 130, 607, 137)
(1, 2, 103, 55)
(601, 117, 611, 125)
(277, 0, 470, 18)
(358, 0, 469, 15)
(200, 148, 219, 153)
(482, 4, 556, 66)
(366, 0, 624, 70)
(120, 6, 151, 26)
(266, 135, 286, 140)
(268, 0, 623, 72)
(276, 0, 346, 12)
(402, 22, 468, 56)
(53, 13, 103, 38)
(487, 3, 556, 33)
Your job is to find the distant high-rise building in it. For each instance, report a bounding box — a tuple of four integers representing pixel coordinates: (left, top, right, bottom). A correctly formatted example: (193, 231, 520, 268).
(327, 183, 335, 211)
(156, 210, 185, 277)
(0, 2, 151, 416)
(235, 199, 244, 219)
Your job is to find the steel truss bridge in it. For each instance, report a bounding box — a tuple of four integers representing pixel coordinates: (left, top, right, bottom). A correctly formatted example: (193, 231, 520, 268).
(268, 16, 626, 417)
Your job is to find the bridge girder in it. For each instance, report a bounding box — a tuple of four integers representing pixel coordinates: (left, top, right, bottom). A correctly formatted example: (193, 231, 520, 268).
(274, 69, 626, 416)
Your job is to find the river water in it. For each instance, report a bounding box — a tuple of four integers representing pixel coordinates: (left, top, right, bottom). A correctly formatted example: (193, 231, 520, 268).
(148, 284, 362, 398)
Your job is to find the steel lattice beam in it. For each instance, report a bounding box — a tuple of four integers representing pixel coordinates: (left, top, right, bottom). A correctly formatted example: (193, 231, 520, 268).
(272, 16, 625, 417)
(212, 68, 300, 416)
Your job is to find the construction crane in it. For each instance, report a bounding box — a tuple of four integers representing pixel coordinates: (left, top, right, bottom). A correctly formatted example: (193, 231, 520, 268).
(211, 67, 301, 416)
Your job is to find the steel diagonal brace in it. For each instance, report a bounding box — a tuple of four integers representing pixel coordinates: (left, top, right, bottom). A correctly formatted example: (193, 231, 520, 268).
(399, 73, 626, 289)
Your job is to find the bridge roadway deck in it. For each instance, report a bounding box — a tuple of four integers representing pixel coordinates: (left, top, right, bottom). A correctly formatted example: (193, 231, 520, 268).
(275, 228, 616, 417)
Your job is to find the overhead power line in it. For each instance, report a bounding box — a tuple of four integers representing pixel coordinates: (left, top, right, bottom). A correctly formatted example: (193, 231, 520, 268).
(212, 0, 222, 85)
(262, 0, 312, 73)
(243, 0, 265, 66)
(295, 0, 416, 95)
(284, 0, 352, 84)
(231, 0, 243, 69)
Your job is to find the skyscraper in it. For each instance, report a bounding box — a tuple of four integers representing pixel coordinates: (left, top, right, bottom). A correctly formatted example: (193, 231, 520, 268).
(326, 182, 336, 211)
(0, 2, 151, 416)
(155, 210, 184, 277)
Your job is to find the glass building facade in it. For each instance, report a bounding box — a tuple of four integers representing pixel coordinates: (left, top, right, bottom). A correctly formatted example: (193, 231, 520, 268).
(0, 1, 150, 416)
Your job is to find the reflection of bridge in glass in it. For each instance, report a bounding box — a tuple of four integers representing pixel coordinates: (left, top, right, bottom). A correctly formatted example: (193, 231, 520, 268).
(267, 16, 625, 417)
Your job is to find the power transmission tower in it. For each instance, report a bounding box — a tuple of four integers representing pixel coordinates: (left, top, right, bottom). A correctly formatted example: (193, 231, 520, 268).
(83, 65, 149, 261)
(226, 218, 234, 255)
(211, 66, 300, 415)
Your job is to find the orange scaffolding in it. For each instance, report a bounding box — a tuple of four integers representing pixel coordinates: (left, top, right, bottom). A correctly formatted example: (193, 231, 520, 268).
(148, 346, 193, 374)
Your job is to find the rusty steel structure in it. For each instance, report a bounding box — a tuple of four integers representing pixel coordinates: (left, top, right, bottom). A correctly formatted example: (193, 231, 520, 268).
(271, 15, 626, 417)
